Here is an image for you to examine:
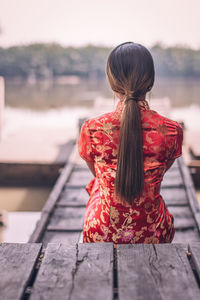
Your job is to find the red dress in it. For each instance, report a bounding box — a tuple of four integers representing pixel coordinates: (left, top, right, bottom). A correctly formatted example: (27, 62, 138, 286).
(78, 100, 183, 244)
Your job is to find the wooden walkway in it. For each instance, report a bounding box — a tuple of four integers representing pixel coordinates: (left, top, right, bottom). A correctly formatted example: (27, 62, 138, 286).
(2, 127, 200, 300)
(29, 145, 200, 247)
(1, 242, 200, 299)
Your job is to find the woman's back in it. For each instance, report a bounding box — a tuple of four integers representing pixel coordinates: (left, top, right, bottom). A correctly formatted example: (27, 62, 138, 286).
(78, 99, 183, 244)
(79, 41, 183, 244)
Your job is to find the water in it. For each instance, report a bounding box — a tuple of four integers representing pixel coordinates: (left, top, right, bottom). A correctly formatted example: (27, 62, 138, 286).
(5, 77, 111, 110)
(3, 76, 200, 140)
(152, 77, 200, 107)
(5, 76, 200, 110)
(0, 186, 50, 212)
(1, 76, 200, 242)
(0, 186, 51, 242)
(2, 105, 91, 145)
(0, 211, 41, 243)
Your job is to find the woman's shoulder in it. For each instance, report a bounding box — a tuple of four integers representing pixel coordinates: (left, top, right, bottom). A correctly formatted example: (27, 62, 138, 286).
(82, 111, 117, 130)
(145, 109, 183, 133)
(162, 114, 183, 135)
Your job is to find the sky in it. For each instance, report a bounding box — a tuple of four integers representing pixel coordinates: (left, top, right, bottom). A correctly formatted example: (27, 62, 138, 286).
(0, 0, 200, 49)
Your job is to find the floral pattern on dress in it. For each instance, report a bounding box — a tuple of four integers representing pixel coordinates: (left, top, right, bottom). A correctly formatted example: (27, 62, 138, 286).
(78, 100, 183, 245)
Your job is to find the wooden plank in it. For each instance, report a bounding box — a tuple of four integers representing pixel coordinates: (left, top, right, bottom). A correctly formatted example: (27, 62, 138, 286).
(188, 242, 200, 281)
(57, 187, 88, 207)
(47, 206, 85, 231)
(117, 243, 200, 300)
(29, 150, 75, 243)
(169, 206, 195, 229)
(75, 158, 89, 169)
(169, 206, 193, 217)
(0, 162, 64, 186)
(41, 231, 81, 248)
(173, 229, 200, 243)
(69, 243, 113, 300)
(30, 243, 113, 300)
(162, 166, 184, 188)
(74, 165, 90, 171)
(168, 159, 179, 169)
(0, 243, 42, 300)
(161, 187, 188, 206)
(178, 157, 200, 232)
(117, 244, 161, 300)
(189, 159, 200, 167)
(66, 169, 93, 187)
(174, 217, 196, 230)
(0, 76, 5, 142)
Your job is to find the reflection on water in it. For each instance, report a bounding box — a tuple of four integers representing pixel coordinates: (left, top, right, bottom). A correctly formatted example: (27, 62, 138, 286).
(5, 77, 200, 110)
(152, 77, 200, 107)
(5, 78, 112, 110)
(0, 186, 51, 211)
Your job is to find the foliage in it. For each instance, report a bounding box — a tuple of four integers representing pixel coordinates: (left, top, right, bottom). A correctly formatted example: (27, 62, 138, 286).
(151, 43, 200, 77)
(0, 42, 200, 79)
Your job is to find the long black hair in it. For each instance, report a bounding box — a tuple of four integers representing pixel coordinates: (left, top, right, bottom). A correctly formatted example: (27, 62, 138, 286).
(106, 42, 155, 204)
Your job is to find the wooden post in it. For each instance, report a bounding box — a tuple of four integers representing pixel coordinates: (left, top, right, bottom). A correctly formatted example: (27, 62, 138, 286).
(0, 76, 5, 142)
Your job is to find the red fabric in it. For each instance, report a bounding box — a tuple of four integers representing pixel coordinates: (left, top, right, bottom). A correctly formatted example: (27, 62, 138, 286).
(78, 100, 183, 244)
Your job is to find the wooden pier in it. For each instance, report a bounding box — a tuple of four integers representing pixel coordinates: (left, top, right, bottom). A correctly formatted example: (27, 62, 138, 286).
(2, 126, 200, 299)
(1, 242, 200, 299)
(28, 143, 200, 247)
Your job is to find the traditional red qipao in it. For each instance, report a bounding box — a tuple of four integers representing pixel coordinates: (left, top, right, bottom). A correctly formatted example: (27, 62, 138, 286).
(78, 100, 183, 244)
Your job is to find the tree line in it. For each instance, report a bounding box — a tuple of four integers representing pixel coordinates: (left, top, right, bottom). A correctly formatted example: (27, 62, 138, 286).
(0, 43, 200, 79)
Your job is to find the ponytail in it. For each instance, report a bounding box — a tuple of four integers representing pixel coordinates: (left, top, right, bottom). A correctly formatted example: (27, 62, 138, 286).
(115, 98, 144, 204)
(106, 42, 154, 204)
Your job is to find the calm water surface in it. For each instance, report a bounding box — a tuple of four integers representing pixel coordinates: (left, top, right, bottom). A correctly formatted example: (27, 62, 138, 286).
(5, 76, 200, 110)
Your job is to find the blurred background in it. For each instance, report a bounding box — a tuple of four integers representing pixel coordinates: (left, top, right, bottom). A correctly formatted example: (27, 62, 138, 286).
(0, 0, 199, 242)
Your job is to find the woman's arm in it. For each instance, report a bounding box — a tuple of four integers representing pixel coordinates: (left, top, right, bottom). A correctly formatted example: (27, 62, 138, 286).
(86, 161, 96, 177)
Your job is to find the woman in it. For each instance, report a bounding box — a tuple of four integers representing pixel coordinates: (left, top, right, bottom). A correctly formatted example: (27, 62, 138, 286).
(78, 42, 183, 244)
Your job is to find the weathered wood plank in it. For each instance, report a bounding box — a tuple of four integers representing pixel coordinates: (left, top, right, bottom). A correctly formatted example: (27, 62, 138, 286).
(29, 152, 75, 242)
(0, 243, 42, 300)
(169, 206, 194, 217)
(0, 76, 5, 142)
(188, 242, 200, 281)
(42, 231, 81, 248)
(169, 206, 195, 230)
(57, 187, 88, 207)
(173, 229, 200, 243)
(30, 243, 113, 300)
(74, 165, 90, 171)
(161, 187, 188, 206)
(174, 217, 196, 230)
(162, 166, 184, 188)
(47, 206, 85, 231)
(0, 162, 64, 186)
(117, 243, 200, 300)
(117, 244, 161, 300)
(178, 157, 200, 231)
(66, 169, 93, 187)
(69, 243, 113, 300)
(167, 159, 179, 170)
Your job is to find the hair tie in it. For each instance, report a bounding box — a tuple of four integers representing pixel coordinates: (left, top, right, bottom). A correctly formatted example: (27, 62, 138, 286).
(125, 96, 138, 104)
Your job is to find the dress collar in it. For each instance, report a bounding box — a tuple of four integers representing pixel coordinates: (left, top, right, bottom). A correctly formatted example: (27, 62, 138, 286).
(114, 99, 150, 116)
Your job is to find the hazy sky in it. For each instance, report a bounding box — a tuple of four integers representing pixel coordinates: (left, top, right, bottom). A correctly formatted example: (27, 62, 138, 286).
(0, 0, 200, 48)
